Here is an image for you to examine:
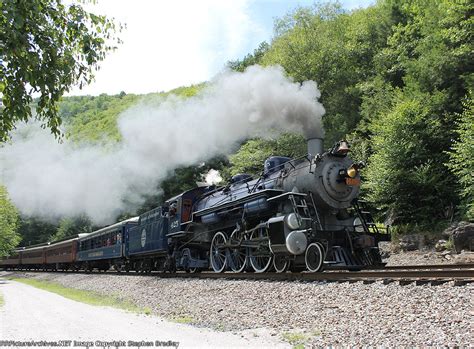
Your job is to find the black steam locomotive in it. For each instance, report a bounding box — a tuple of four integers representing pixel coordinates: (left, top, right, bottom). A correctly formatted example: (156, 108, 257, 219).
(164, 137, 390, 273)
(1, 138, 390, 273)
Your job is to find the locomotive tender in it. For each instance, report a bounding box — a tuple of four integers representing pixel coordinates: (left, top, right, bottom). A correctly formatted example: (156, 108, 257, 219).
(1, 138, 390, 273)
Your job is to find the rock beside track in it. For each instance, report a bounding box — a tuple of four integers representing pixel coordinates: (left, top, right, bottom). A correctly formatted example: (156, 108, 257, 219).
(443, 222, 474, 253)
(3, 271, 472, 347)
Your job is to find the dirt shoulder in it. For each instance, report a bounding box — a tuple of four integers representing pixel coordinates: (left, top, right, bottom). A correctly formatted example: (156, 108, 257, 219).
(0, 277, 289, 348)
(1, 267, 471, 347)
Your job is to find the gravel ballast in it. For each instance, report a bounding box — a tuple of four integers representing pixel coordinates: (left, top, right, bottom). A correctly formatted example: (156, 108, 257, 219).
(384, 250, 474, 266)
(4, 270, 472, 347)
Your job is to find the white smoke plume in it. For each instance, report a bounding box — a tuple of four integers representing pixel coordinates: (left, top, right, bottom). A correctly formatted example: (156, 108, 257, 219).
(204, 169, 223, 185)
(0, 65, 325, 224)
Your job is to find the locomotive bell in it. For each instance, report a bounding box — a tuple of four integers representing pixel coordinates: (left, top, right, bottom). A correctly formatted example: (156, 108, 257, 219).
(335, 141, 350, 155)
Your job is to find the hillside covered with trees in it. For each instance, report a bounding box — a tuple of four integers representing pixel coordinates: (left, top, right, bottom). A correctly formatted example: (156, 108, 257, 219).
(1, 0, 472, 253)
(231, 0, 473, 229)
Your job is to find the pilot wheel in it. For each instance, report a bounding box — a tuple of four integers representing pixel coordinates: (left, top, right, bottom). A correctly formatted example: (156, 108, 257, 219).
(305, 242, 325, 272)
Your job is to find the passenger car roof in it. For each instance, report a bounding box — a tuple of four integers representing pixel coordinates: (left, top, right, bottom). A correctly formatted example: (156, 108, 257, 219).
(78, 217, 139, 241)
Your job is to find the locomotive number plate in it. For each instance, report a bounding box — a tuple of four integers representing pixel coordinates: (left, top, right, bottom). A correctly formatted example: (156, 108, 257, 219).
(346, 178, 360, 186)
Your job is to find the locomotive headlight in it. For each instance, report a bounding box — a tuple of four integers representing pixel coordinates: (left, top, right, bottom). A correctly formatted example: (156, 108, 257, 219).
(285, 213, 301, 230)
(347, 166, 358, 178)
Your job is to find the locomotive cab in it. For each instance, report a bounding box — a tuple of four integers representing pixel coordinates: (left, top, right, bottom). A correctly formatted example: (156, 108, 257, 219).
(166, 186, 216, 236)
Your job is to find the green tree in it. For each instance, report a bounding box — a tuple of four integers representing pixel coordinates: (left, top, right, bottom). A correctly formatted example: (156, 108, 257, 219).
(0, 0, 121, 142)
(0, 186, 20, 256)
(262, 2, 394, 145)
(361, 0, 473, 225)
(227, 41, 270, 72)
(365, 92, 457, 224)
(51, 215, 93, 242)
(17, 216, 57, 246)
(447, 94, 474, 219)
(59, 84, 205, 143)
(61, 93, 139, 142)
(371, 0, 473, 107)
(229, 133, 306, 176)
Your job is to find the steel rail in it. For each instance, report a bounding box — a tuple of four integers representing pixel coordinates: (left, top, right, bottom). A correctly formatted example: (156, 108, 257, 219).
(325, 263, 474, 271)
(2, 263, 474, 273)
(382, 263, 474, 270)
(2, 264, 474, 284)
(150, 268, 474, 281)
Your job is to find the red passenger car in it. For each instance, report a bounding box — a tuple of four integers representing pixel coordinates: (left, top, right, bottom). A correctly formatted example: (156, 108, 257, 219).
(21, 245, 47, 269)
(45, 238, 78, 270)
(0, 251, 21, 269)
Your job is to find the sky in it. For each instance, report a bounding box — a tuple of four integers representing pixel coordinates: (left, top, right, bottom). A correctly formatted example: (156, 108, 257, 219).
(70, 0, 375, 96)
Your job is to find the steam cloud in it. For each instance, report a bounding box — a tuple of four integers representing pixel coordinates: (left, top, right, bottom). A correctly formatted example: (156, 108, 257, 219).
(0, 65, 325, 224)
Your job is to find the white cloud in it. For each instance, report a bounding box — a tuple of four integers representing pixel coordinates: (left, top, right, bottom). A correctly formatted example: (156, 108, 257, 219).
(69, 0, 267, 96)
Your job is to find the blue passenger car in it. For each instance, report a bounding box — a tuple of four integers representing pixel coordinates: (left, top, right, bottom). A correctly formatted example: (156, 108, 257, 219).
(77, 217, 138, 270)
(126, 206, 168, 258)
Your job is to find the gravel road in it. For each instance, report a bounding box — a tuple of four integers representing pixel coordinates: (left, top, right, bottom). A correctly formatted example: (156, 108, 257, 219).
(2, 270, 472, 347)
(0, 278, 289, 349)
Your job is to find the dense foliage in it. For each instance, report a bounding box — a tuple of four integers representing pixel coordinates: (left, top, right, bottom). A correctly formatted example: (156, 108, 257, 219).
(50, 215, 94, 242)
(227, 42, 270, 73)
(447, 95, 474, 220)
(0, 186, 20, 256)
(360, 0, 473, 225)
(16, 217, 57, 247)
(60, 93, 140, 142)
(60, 84, 205, 143)
(2, 0, 473, 249)
(230, 0, 473, 227)
(228, 134, 306, 176)
(262, 2, 395, 146)
(0, 0, 120, 142)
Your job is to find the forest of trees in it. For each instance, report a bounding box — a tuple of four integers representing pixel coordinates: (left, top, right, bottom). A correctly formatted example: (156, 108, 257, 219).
(0, 0, 472, 254)
(230, 0, 473, 231)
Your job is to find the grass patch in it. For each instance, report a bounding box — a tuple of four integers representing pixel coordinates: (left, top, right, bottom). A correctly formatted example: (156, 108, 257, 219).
(445, 237, 455, 251)
(172, 315, 194, 324)
(0, 292, 4, 307)
(281, 329, 321, 348)
(10, 278, 148, 314)
(213, 323, 227, 332)
(281, 331, 309, 346)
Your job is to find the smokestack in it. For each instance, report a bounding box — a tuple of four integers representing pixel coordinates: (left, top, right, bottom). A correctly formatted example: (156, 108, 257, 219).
(307, 137, 324, 157)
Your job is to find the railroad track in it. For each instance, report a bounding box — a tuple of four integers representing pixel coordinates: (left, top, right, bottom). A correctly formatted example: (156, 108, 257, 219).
(3, 263, 474, 286)
(375, 263, 474, 270)
(148, 267, 474, 285)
